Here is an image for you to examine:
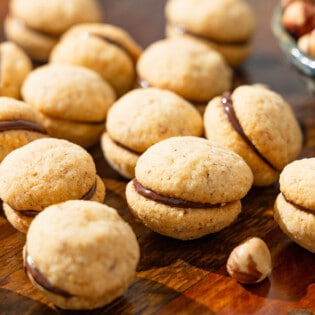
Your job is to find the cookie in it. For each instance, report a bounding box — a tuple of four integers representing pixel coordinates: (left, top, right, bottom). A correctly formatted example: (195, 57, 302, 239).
(204, 85, 303, 186)
(24, 200, 140, 310)
(50, 23, 142, 97)
(4, 0, 102, 62)
(126, 136, 253, 240)
(0, 41, 32, 99)
(22, 64, 116, 148)
(101, 88, 204, 179)
(0, 97, 47, 162)
(0, 138, 105, 233)
(136, 37, 232, 105)
(165, 0, 255, 67)
(274, 158, 315, 253)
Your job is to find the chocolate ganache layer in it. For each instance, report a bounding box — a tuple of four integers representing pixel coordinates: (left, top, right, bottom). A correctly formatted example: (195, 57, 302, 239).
(24, 251, 73, 298)
(221, 93, 278, 172)
(111, 136, 142, 155)
(133, 178, 228, 208)
(0, 119, 47, 134)
(15, 181, 97, 217)
(81, 31, 137, 62)
(169, 23, 250, 46)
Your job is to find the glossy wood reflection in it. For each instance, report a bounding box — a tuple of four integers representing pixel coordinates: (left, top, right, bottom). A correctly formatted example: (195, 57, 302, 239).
(1, 0, 315, 314)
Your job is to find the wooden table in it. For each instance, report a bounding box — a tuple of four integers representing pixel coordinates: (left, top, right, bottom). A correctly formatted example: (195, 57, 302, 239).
(1, 0, 315, 314)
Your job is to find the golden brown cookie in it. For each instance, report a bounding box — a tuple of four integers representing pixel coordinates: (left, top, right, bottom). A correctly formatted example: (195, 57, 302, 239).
(4, 0, 102, 62)
(22, 64, 116, 147)
(204, 84, 303, 186)
(274, 158, 315, 253)
(101, 88, 203, 178)
(0, 41, 32, 99)
(136, 37, 232, 104)
(0, 138, 105, 233)
(165, 0, 255, 67)
(0, 96, 47, 162)
(126, 136, 253, 240)
(50, 23, 142, 97)
(24, 200, 140, 310)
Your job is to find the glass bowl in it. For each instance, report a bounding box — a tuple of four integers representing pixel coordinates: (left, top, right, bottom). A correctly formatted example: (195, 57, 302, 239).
(271, 4, 315, 93)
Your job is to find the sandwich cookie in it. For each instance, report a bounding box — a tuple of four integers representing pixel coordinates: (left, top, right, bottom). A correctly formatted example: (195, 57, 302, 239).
(0, 97, 47, 162)
(22, 64, 116, 148)
(0, 138, 105, 233)
(24, 200, 140, 310)
(136, 37, 232, 108)
(4, 0, 102, 62)
(0, 41, 32, 99)
(50, 23, 142, 97)
(165, 0, 255, 67)
(204, 85, 303, 186)
(126, 136, 253, 240)
(101, 88, 203, 179)
(274, 158, 315, 253)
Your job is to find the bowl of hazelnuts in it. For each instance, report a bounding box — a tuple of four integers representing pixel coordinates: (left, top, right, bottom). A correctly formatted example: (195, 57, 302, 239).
(272, 0, 315, 92)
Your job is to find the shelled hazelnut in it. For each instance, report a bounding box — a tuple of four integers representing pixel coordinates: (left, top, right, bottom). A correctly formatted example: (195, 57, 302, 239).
(281, 0, 315, 38)
(297, 30, 315, 57)
(226, 237, 272, 284)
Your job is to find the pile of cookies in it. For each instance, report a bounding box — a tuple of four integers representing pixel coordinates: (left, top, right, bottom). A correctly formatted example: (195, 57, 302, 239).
(0, 0, 311, 311)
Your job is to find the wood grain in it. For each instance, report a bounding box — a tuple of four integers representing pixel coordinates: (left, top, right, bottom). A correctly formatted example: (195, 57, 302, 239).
(1, 0, 315, 314)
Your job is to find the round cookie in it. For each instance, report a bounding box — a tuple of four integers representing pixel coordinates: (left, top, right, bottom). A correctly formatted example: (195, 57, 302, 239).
(0, 138, 106, 233)
(0, 97, 47, 162)
(0, 41, 32, 99)
(4, 0, 102, 62)
(22, 64, 116, 148)
(24, 200, 140, 310)
(50, 23, 142, 97)
(204, 84, 303, 186)
(101, 88, 204, 179)
(165, 0, 255, 67)
(136, 37, 232, 105)
(126, 136, 253, 240)
(274, 158, 315, 253)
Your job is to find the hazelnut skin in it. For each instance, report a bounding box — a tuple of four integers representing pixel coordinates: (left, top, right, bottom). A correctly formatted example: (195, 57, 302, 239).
(282, 0, 315, 38)
(226, 237, 272, 284)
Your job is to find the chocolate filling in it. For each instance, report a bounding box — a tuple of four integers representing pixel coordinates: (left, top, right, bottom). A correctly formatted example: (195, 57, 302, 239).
(0, 119, 47, 134)
(111, 136, 141, 155)
(15, 181, 97, 217)
(133, 178, 227, 208)
(24, 251, 73, 298)
(282, 193, 315, 215)
(169, 23, 250, 46)
(80, 181, 97, 200)
(221, 93, 278, 172)
(81, 31, 137, 62)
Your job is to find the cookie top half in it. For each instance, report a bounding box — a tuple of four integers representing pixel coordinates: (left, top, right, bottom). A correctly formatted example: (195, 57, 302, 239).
(0, 138, 97, 211)
(25, 200, 140, 300)
(135, 136, 253, 204)
(106, 88, 203, 152)
(279, 158, 315, 211)
(22, 64, 116, 123)
(229, 85, 302, 170)
(9, 0, 102, 36)
(137, 37, 232, 102)
(165, 0, 255, 42)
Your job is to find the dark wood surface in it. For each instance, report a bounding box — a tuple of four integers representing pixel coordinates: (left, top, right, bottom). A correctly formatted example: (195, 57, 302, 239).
(1, 0, 315, 314)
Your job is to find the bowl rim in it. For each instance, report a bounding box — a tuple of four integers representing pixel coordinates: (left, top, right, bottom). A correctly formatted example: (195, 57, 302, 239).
(271, 4, 315, 77)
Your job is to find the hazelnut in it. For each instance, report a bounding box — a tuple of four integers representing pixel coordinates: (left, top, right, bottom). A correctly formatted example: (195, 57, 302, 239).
(282, 0, 315, 38)
(297, 29, 315, 57)
(226, 237, 272, 284)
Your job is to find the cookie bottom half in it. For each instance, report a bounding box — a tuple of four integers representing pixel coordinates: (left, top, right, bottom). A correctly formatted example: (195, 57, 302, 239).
(274, 193, 315, 253)
(126, 180, 241, 240)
